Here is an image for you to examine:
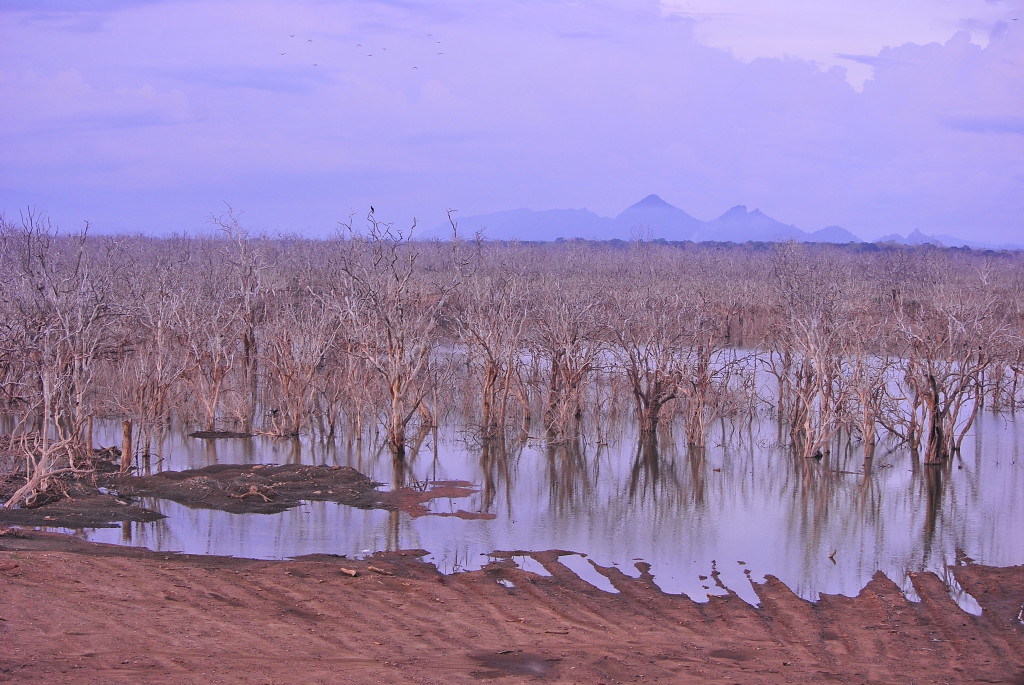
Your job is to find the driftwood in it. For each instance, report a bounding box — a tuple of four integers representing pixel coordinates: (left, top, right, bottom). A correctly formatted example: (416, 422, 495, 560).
(3, 467, 81, 510)
(226, 484, 274, 502)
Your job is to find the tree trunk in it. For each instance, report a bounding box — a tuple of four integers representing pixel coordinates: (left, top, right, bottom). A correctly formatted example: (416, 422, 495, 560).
(924, 375, 947, 464)
(638, 399, 662, 437)
(120, 420, 133, 473)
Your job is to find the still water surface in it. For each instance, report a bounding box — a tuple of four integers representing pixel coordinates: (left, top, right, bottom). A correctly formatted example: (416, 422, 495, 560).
(63, 412, 1023, 609)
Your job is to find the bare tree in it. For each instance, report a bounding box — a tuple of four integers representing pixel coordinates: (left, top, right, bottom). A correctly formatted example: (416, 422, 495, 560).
(214, 209, 267, 432)
(332, 213, 460, 456)
(764, 243, 850, 459)
(892, 260, 1007, 463)
(109, 243, 192, 466)
(176, 263, 242, 432)
(454, 247, 529, 440)
(531, 275, 603, 439)
(0, 212, 121, 504)
(609, 287, 688, 438)
(260, 290, 343, 437)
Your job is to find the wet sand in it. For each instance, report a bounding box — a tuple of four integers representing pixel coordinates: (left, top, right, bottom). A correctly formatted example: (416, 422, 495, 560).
(1, 528, 1021, 684)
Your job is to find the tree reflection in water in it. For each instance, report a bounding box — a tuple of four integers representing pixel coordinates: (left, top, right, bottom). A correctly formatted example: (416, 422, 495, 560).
(55, 411, 1024, 609)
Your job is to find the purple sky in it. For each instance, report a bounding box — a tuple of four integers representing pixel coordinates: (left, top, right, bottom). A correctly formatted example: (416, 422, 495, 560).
(2, 0, 1022, 242)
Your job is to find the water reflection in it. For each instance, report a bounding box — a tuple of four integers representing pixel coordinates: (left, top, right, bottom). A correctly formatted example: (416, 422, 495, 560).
(57, 412, 1024, 610)
(545, 436, 592, 515)
(479, 438, 521, 517)
(922, 462, 948, 557)
(81, 497, 396, 560)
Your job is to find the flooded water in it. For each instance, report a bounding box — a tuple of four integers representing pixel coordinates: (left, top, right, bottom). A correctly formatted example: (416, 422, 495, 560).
(59, 411, 1023, 610)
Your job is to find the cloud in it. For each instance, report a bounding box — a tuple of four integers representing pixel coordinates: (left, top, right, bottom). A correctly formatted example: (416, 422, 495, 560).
(659, 0, 1020, 87)
(833, 53, 906, 68)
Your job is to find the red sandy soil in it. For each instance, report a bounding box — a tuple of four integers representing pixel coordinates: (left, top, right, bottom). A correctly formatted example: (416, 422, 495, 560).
(0, 528, 1022, 684)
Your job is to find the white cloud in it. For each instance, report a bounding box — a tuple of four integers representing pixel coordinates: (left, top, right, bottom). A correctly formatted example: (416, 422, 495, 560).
(659, 0, 1021, 87)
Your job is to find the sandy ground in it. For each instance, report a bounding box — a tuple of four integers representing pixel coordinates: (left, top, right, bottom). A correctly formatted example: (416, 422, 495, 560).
(1, 528, 1022, 684)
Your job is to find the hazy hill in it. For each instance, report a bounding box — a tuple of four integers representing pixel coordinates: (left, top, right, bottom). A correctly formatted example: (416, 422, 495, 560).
(610, 194, 705, 240)
(697, 205, 804, 243)
(875, 228, 1020, 250)
(809, 225, 863, 243)
(439, 195, 994, 248)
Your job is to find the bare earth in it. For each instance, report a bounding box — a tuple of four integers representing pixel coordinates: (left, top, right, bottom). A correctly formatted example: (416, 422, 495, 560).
(0, 529, 1021, 684)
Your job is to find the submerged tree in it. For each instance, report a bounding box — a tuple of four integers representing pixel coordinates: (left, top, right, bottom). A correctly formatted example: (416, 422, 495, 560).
(764, 243, 850, 459)
(532, 275, 603, 439)
(609, 287, 688, 439)
(455, 249, 530, 440)
(0, 212, 122, 504)
(332, 212, 461, 456)
(892, 263, 1008, 463)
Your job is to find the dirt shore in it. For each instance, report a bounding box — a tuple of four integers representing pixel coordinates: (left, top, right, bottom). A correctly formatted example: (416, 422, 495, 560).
(0, 528, 1021, 684)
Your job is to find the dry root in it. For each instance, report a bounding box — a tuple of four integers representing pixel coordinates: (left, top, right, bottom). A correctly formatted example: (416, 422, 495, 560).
(227, 484, 275, 502)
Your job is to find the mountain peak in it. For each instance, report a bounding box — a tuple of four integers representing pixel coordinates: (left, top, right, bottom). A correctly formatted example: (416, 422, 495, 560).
(633, 194, 674, 209)
(722, 204, 750, 217)
(614, 194, 702, 239)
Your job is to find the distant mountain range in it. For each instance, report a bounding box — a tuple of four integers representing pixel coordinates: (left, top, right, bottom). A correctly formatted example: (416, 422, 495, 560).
(437, 194, 1013, 249)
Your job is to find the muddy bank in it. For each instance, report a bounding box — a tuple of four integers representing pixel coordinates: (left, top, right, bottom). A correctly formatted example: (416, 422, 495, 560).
(0, 530, 1021, 683)
(1, 463, 489, 528)
(187, 431, 255, 439)
(120, 463, 384, 514)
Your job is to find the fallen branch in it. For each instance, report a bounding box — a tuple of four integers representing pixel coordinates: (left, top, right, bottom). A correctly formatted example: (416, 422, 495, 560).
(227, 484, 274, 502)
(2, 466, 82, 510)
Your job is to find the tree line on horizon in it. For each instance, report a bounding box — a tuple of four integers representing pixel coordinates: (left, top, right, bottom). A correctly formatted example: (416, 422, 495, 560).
(1, 209, 1022, 508)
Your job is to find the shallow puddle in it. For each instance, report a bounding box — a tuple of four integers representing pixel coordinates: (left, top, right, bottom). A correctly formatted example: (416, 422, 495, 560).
(558, 553, 620, 593)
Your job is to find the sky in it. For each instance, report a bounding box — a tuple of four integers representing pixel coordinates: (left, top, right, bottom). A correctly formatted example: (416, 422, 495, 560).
(1, 0, 1022, 242)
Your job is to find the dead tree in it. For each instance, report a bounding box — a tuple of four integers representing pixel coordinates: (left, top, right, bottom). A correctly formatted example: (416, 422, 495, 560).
(260, 291, 343, 437)
(109, 246, 192, 463)
(609, 288, 688, 439)
(765, 243, 850, 459)
(0, 213, 120, 504)
(214, 209, 267, 432)
(176, 265, 242, 432)
(333, 212, 460, 456)
(531, 277, 603, 439)
(892, 264, 1007, 463)
(454, 251, 529, 440)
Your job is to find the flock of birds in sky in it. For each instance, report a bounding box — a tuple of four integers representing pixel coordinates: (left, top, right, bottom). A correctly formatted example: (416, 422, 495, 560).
(274, 31, 447, 71)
